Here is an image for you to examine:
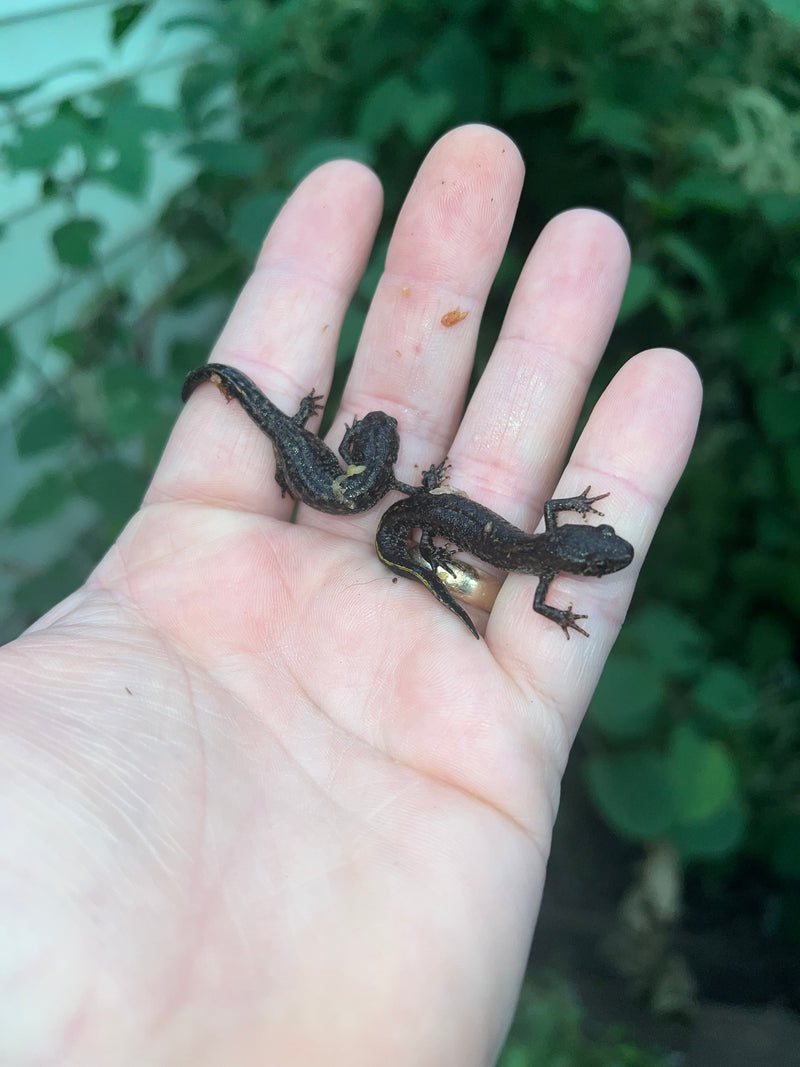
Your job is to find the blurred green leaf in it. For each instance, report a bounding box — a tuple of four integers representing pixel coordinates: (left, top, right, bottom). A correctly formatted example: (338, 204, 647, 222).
(756, 193, 800, 228)
(500, 975, 671, 1066)
(754, 507, 798, 552)
(12, 553, 87, 622)
(75, 457, 144, 523)
(357, 236, 390, 303)
(162, 249, 241, 309)
(0, 74, 48, 106)
(755, 382, 800, 444)
(49, 328, 87, 363)
(142, 406, 178, 471)
(5, 114, 87, 172)
(653, 283, 686, 329)
(183, 139, 265, 177)
(735, 321, 787, 381)
(168, 338, 211, 378)
(16, 401, 78, 455)
(52, 218, 103, 268)
(658, 233, 724, 304)
(418, 26, 486, 121)
(103, 364, 162, 441)
(96, 135, 148, 197)
(771, 817, 800, 879)
(111, 3, 148, 45)
(501, 64, 575, 116)
(617, 261, 658, 321)
(588, 655, 665, 739)
(585, 751, 674, 840)
(229, 190, 285, 256)
(0, 327, 18, 388)
(785, 445, 800, 498)
(403, 89, 457, 147)
(762, 0, 800, 26)
(574, 100, 653, 154)
(94, 81, 181, 136)
(29, 61, 105, 95)
(693, 663, 758, 726)
(625, 605, 707, 680)
(180, 61, 233, 126)
(667, 723, 738, 822)
(358, 75, 415, 145)
(288, 139, 374, 185)
(335, 304, 367, 370)
(161, 15, 221, 34)
(732, 550, 800, 615)
(671, 796, 747, 860)
(7, 471, 71, 528)
(745, 613, 795, 675)
(669, 171, 750, 214)
(358, 76, 453, 148)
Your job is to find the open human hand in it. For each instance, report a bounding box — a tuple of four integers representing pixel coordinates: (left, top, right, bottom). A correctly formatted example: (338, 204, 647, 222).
(0, 125, 701, 1066)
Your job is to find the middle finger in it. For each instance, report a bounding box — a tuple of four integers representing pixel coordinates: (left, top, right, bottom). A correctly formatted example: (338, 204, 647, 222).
(318, 125, 526, 521)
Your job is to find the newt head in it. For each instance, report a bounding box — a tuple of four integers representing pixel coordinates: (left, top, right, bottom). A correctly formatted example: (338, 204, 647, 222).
(546, 522, 634, 577)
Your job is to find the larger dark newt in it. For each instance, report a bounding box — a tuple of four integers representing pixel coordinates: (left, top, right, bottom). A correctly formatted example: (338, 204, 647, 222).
(376, 484, 634, 639)
(182, 363, 421, 514)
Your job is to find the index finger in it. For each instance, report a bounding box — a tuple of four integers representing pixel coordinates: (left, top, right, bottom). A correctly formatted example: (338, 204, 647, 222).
(146, 161, 383, 516)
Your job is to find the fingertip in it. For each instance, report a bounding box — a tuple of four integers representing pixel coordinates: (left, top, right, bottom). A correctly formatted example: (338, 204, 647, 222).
(538, 207, 632, 282)
(257, 158, 384, 271)
(638, 346, 703, 399)
(618, 346, 704, 444)
(429, 123, 526, 181)
(571, 346, 703, 514)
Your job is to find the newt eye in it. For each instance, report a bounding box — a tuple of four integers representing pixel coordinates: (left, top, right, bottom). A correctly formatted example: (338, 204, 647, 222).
(597, 524, 615, 535)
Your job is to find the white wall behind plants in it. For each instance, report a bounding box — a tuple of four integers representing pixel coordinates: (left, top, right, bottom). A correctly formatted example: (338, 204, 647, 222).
(0, 0, 216, 380)
(0, 0, 218, 623)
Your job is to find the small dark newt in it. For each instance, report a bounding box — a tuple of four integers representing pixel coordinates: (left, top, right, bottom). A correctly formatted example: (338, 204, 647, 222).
(376, 483, 634, 639)
(182, 363, 419, 514)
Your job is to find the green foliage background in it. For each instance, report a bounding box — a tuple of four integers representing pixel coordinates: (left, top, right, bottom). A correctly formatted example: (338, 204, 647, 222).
(2, 0, 800, 1033)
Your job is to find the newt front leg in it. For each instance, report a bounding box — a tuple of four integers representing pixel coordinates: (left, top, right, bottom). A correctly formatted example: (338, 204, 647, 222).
(532, 574, 590, 638)
(543, 486, 609, 532)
